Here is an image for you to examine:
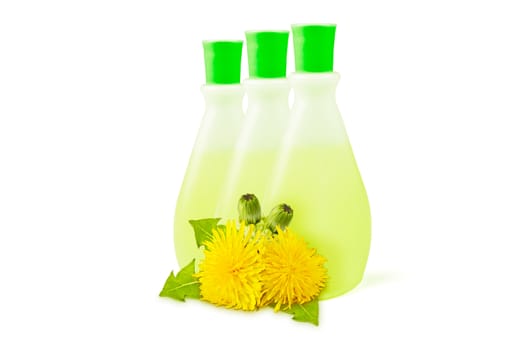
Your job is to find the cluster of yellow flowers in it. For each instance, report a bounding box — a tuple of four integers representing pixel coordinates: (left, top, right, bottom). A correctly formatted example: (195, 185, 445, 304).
(195, 221, 327, 311)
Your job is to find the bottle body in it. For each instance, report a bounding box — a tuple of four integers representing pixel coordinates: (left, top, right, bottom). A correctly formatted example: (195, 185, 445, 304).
(174, 85, 244, 267)
(214, 79, 290, 219)
(266, 73, 371, 299)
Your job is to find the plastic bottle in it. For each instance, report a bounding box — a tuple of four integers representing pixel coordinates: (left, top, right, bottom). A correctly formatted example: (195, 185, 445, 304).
(266, 24, 371, 299)
(214, 31, 290, 220)
(174, 41, 244, 267)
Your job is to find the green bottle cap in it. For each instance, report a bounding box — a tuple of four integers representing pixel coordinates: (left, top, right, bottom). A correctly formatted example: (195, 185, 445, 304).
(202, 41, 243, 84)
(292, 24, 336, 73)
(245, 31, 289, 78)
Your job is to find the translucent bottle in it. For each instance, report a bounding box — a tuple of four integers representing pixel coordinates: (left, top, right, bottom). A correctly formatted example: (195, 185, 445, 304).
(266, 24, 371, 299)
(215, 31, 290, 219)
(174, 41, 244, 267)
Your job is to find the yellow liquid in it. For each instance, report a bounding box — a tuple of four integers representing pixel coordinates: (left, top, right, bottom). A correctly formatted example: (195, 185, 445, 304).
(267, 145, 371, 299)
(174, 150, 234, 267)
(216, 150, 280, 220)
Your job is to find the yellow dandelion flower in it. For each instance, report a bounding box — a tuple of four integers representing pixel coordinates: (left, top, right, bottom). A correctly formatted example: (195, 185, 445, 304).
(261, 227, 327, 311)
(195, 221, 264, 311)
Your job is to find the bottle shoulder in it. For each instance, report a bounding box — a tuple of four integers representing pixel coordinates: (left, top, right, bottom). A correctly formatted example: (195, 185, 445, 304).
(290, 72, 340, 96)
(290, 72, 340, 81)
(243, 78, 290, 99)
(201, 84, 244, 102)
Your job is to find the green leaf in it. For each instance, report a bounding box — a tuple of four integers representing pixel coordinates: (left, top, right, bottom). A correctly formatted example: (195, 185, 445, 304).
(189, 218, 221, 247)
(159, 260, 200, 301)
(283, 299, 320, 326)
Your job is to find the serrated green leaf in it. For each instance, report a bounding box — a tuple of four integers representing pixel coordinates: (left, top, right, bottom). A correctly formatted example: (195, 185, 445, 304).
(159, 260, 200, 301)
(189, 218, 221, 247)
(283, 299, 320, 326)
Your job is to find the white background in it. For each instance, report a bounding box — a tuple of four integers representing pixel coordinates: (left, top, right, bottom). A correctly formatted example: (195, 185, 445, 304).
(1, 0, 522, 348)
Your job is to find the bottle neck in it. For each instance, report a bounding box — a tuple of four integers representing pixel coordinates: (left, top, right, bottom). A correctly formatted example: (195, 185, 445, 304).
(196, 84, 244, 152)
(238, 78, 290, 151)
(286, 72, 347, 146)
(244, 78, 290, 112)
(291, 72, 339, 106)
(201, 84, 244, 115)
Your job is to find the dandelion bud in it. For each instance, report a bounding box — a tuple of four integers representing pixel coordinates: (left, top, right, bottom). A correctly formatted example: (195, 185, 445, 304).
(238, 193, 262, 225)
(266, 203, 293, 233)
